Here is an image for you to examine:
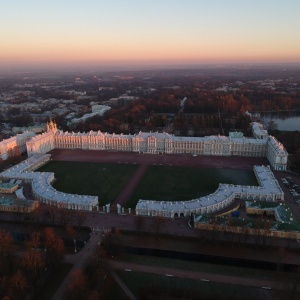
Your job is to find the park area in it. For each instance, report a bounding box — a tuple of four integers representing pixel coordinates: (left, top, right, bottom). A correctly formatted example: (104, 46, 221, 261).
(37, 159, 258, 208)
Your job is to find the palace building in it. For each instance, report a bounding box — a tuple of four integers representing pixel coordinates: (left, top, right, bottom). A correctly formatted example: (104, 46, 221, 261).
(0, 120, 288, 214)
(0, 131, 35, 160)
(25, 120, 288, 171)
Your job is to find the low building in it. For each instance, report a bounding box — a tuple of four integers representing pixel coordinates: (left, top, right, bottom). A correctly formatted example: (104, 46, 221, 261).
(0, 153, 98, 211)
(136, 165, 284, 218)
(0, 182, 19, 194)
(194, 201, 300, 239)
(0, 197, 39, 213)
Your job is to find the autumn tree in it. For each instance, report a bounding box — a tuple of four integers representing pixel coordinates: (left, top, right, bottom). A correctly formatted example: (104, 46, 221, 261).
(22, 249, 45, 283)
(22, 232, 45, 282)
(66, 224, 76, 240)
(0, 230, 15, 276)
(66, 269, 88, 300)
(43, 227, 64, 269)
(9, 270, 28, 300)
(6, 146, 22, 165)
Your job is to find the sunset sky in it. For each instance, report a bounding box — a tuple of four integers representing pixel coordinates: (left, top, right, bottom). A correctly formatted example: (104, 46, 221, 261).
(1, 0, 300, 70)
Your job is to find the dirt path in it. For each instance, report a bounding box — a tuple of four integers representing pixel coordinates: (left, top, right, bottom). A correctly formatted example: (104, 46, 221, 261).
(113, 164, 148, 206)
(49, 149, 268, 170)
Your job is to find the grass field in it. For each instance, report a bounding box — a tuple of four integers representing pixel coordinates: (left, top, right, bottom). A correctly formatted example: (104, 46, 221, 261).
(37, 162, 258, 207)
(126, 166, 258, 208)
(37, 161, 137, 205)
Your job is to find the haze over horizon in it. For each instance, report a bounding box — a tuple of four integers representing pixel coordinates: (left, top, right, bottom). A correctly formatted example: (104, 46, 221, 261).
(1, 0, 300, 72)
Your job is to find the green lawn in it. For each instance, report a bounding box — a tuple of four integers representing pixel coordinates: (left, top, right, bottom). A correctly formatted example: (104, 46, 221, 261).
(37, 162, 258, 208)
(126, 166, 258, 208)
(37, 161, 137, 205)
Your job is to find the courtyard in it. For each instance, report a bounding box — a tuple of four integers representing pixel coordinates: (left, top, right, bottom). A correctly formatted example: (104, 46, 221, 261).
(37, 149, 260, 208)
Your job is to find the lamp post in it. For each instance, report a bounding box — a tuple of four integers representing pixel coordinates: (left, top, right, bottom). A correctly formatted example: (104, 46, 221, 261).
(74, 238, 77, 253)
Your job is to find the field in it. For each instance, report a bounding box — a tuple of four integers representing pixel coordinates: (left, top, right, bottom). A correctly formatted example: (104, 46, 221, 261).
(37, 160, 258, 208)
(126, 165, 258, 208)
(37, 161, 137, 205)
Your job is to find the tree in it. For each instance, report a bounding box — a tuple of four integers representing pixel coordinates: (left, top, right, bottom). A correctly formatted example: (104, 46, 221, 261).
(0, 229, 14, 257)
(6, 146, 22, 165)
(66, 224, 76, 240)
(22, 249, 45, 282)
(0, 229, 15, 276)
(264, 120, 278, 132)
(43, 227, 64, 268)
(66, 269, 88, 300)
(9, 270, 28, 299)
(25, 232, 41, 250)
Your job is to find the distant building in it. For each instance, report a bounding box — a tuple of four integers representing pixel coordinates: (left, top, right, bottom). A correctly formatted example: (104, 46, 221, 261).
(91, 105, 111, 114)
(12, 124, 46, 134)
(251, 122, 268, 139)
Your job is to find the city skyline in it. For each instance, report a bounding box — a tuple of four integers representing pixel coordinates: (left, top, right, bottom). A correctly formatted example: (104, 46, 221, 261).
(1, 0, 300, 71)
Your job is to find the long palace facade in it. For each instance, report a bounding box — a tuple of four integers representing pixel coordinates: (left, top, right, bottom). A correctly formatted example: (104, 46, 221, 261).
(26, 120, 288, 171)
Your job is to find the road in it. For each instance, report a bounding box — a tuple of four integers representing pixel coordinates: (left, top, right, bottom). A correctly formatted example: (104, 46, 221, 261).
(52, 232, 102, 300)
(107, 259, 299, 292)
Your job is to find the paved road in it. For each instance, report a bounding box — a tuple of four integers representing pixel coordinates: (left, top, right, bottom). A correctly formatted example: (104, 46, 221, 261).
(52, 232, 102, 300)
(107, 260, 299, 292)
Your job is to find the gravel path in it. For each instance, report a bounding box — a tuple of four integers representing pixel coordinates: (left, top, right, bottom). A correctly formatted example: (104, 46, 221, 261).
(113, 164, 148, 206)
